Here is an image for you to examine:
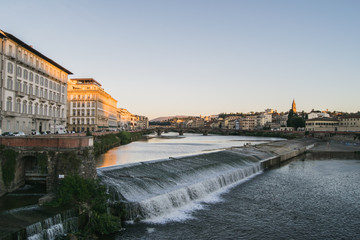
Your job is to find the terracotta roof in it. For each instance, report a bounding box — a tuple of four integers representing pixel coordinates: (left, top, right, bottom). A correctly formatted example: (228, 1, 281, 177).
(0, 29, 72, 74)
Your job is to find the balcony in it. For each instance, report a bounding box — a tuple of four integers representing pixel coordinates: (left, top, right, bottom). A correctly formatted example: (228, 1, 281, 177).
(15, 90, 26, 98)
(29, 94, 37, 100)
(3, 111, 20, 117)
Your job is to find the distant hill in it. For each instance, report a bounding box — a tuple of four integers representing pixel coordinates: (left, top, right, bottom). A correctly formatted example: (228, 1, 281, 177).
(150, 115, 191, 122)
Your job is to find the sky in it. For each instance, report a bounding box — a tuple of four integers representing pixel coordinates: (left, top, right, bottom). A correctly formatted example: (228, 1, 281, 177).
(1, 0, 359, 120)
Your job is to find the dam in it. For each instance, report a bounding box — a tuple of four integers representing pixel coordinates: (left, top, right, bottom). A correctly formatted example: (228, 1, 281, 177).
(97, 137, 317, 221)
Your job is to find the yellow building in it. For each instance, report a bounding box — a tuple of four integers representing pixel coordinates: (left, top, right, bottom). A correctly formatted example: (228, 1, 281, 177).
(67, 78, 118, 132)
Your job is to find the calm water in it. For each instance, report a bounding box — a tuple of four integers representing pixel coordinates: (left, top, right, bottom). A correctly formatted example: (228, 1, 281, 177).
(96, 133, 279, 168)
(106, 155, 360, 240)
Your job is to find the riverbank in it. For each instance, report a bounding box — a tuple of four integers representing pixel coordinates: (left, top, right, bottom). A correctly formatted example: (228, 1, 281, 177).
(1, 137, 359, 239)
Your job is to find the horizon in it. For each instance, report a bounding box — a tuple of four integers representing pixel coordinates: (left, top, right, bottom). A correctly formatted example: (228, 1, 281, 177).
(1, 0, 359, 120)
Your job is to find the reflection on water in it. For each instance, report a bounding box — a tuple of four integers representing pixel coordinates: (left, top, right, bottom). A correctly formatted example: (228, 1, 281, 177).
(96, 132, 282, 168)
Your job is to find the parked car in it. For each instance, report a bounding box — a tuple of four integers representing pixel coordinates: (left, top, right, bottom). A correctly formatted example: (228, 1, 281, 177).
(31, 131, 41, 135)
(1, 132, 14, 136)
(13, 132, 26, 136)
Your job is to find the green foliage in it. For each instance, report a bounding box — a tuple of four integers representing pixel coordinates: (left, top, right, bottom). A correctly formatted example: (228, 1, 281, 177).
(89, 212, 119, 235)
(86, 129, 93, 136)
(118, 131, 132, 144)
(1, 148, 18, 186)
(94, 131, 143, 156)
(287, 109, 305, 130)
(53, 175, 121, 236)
(55, 175, 107, 211)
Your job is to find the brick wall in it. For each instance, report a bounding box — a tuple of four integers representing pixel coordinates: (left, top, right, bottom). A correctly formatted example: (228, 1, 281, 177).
(0, 136, 93, 148)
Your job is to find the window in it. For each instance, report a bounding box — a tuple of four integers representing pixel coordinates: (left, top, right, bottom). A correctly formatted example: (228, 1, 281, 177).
(49, 81, 53, 89)
(35, 75, 39, 84)
(39, 104, 43, 115)
(29, 84, 33, 95)
(87, 102, 90, 107)
(24, 53, 28, 63)
(23, 70, 28, 80)
(8, 45, 13, 56)
(45, 89, 48, 99)
(40, 88, 43, 98)
(17, 67, 22, 77)
(16, 80, 21, 92)
(23, 101, 27, 114)
(77, 102, 80, 107)
(16, 99, 21, 113)
(45, 79, 48, 87)
(35, 86, 39, 96)
(40, 77, 44, 86)
(7, 62, 13, 74)
(62, 86, 65, 93)
(23, 83, 28, 94)
(7, 78, 13, 89)
(29, 72, 33, 82)
(44, 105, 48, 116)
(35, 103, 38, 115)
(28, 102, 33, 114)
(61, 109, 64, 118)
(49, 107, 52, 117)
(6, 97, 12, 111)
(73, 110, 76, 116)
(73, 102, 76, 108)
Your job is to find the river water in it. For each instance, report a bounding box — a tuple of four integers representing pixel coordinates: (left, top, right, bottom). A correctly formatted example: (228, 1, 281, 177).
(97, 133, 360, 240)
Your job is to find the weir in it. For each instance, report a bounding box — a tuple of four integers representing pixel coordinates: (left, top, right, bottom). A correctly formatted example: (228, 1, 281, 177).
(98, 139, 317, 221)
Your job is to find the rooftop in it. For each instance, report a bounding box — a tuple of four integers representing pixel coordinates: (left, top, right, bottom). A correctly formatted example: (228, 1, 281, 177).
(0, 29, 72, 74)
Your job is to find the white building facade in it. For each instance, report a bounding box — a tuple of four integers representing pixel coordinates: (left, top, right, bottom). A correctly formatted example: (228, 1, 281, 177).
(0, 30, 71, 134)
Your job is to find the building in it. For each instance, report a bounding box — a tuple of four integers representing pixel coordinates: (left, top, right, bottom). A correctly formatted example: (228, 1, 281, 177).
(308, 110, 330, 119)
(0, 30, 72, 134)
(292, 99, 297, 113)
(338, 114, 360, 132)
(67, 78, 118, 132)
(239, 116, 257, 130)
(305, 118, 339, 132)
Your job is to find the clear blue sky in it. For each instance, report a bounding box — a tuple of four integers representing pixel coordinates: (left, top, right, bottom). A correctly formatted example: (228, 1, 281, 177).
(1, 0, 359, 119)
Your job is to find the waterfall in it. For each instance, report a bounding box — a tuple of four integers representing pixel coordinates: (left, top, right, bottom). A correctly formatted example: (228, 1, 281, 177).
(24, 209, 78, 240)
(98, 148, 273, 221)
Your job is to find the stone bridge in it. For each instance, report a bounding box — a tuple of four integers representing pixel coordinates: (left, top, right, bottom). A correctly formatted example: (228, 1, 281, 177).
(0, 136, 96, 197)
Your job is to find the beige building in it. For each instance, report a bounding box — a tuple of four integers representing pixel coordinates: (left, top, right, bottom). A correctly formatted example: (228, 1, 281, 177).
(239, 116, 257, 130)
(305, 118, 339, 132)
(67, 78, 118, 132)
(0, 30, 71, 134)
(338, 114, 360, 132)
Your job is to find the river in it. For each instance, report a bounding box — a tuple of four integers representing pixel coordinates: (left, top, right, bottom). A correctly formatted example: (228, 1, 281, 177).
(97, 133, 360, 240)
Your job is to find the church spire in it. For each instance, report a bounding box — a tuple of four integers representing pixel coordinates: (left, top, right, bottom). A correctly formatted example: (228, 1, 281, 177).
(292, 99, 297, 113)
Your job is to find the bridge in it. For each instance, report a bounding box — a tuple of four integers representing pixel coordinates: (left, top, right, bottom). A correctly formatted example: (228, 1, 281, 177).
(0, 135, 96, 197)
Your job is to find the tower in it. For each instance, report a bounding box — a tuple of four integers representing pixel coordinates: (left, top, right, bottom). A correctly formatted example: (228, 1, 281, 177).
(292, 99, 297, 113)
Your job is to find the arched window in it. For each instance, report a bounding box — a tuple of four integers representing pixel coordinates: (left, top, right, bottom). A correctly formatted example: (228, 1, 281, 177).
(35, 103, 39, 115)
(6, 97, 12, 112)
(49, 107, 52, 117)
(22, 100, 27, 114)
(28, 101, 33, 114)
(7, 77, 13, 89)
(44, 105, 48, 116)
(39, 104, 43, 115)
(16, 99, 21, 113)
(29, 72, 33, 81)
